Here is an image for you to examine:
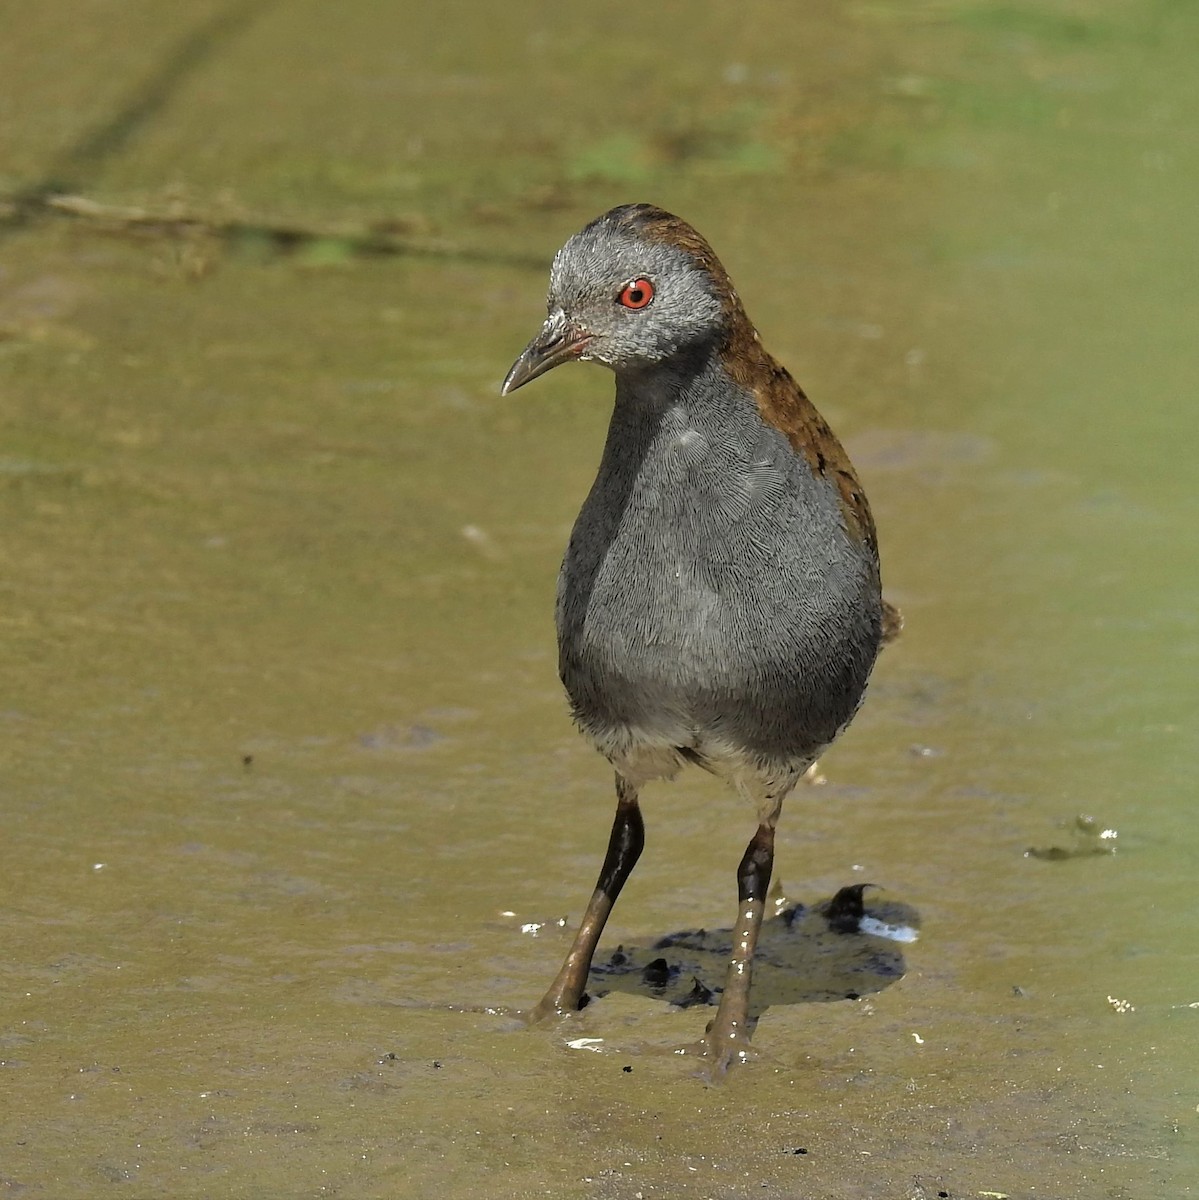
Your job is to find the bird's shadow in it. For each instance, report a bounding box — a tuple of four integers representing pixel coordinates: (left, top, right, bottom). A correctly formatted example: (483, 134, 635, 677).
(582, 884, 917, 1023)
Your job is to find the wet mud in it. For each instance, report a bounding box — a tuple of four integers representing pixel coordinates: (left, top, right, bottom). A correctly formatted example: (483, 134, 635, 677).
(2, 2, 1195, 1196)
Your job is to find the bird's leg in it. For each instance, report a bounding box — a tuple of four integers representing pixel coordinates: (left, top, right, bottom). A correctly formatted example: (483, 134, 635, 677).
(530, 774, 644, 1022)
(704, 797, 783, 1067)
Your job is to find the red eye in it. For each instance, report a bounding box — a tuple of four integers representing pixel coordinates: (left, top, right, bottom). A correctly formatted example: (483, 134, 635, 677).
(617, 278, 655, 309)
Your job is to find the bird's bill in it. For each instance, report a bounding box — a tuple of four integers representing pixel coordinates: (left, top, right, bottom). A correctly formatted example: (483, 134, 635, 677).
(500, 311, 592, 395)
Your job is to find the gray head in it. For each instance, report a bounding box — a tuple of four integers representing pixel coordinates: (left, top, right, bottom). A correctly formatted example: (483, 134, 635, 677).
(501, 204, 744, 394)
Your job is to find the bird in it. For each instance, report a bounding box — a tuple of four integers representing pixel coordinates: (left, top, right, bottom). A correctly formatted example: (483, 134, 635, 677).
(501, 203, 897, 1070)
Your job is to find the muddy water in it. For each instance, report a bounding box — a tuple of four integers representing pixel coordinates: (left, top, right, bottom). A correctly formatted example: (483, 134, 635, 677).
(2, 2, 1195, 1196)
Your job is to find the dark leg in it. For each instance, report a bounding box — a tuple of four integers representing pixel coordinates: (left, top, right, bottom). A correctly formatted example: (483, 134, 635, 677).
(530, 774, 644, 1022)
(704, 813, 778, 1066)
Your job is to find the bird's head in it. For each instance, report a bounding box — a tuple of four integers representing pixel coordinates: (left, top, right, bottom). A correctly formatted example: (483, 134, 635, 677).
(501, 204, 740, 394)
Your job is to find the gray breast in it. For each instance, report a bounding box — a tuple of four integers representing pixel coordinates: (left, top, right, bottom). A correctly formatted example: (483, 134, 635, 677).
(556, 368, 881, 765)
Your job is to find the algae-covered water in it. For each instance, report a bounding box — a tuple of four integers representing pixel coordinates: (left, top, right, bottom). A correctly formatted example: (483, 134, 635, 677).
(2, 2, 1196, 1196)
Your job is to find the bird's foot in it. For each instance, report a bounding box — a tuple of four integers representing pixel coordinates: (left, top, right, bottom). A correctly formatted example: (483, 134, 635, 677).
(700, 1027, 756, 1076)
(668, 1023, 757, 1079)
(526, 987, 588, 1026)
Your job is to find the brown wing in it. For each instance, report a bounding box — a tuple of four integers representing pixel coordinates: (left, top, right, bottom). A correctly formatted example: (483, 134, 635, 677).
(720, 319, 879, 557)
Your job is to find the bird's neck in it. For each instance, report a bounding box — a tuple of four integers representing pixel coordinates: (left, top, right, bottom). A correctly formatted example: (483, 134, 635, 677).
(612, 337, 743, 424)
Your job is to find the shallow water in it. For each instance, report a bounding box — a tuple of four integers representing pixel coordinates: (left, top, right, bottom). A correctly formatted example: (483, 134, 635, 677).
(2, 2, 1196, 1196)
